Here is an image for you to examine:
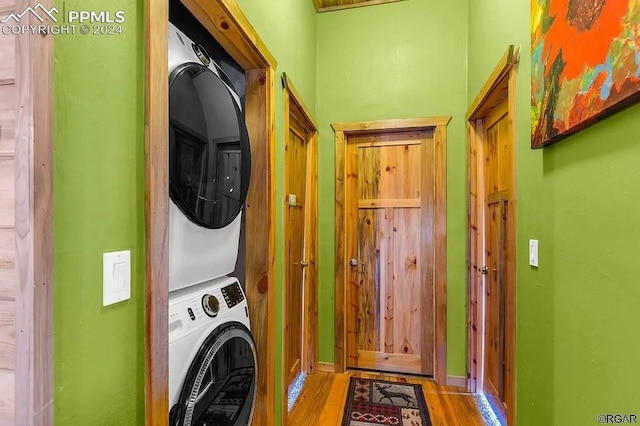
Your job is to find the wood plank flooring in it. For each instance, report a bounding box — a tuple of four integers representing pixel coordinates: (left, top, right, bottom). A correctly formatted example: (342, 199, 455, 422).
(289, 371, 485, 426)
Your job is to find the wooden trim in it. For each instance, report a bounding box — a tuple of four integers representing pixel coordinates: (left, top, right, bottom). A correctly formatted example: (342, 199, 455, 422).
(446, 376, 469, 389)
(146, 1, 278, 425)
(466, 46, 516, 121)
(317, 362, 335, 373)
(334, 130, 346, 373)
(358, 199, 421, 209)
(282, 85, 291, 422)
(332, 116, 451, 134)
(356, 139, 421, 148)
(14, 0, 55, 423)
(504, 62, 518, 426)
(334, 118, 449, 382)
(304, 130, 319, 379)
(466, 120, 484, 394)
(433, 124, 447, 385)
(181, 0, 277, 70)
(244, 67, 276, 426)
(316, 0, 406, 13)
(283, 83, 318, 421)
(282, 73, 318, 131)
(466, 47, 517, 424)
(144, 0, 169, 423)
(282, 73, 318, 424)
(487, 190, 509, 205)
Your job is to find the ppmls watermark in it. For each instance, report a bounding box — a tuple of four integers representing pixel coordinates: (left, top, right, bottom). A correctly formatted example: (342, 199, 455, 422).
(1, 2, 125, 36)
(597, 414, 638, 424)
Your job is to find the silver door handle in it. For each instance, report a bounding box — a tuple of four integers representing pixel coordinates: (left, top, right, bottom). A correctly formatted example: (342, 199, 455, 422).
(480, 266, 489, 275)
(300, 261, 309, 268)
(350, 258, 358, 267)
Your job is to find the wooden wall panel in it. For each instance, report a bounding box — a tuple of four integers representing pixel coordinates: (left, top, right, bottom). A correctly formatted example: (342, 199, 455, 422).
(0, 300, 14, 371)
(0, 370, 13, 422)
(0, 85, 15, 157)
(0, 1, 13, 14)
(0, 33, 15, 83)
(0, 158, 14, 228)
(0, 229, 14, 282)
(0, 1, 16, 422)
(14, 0, 55, 422)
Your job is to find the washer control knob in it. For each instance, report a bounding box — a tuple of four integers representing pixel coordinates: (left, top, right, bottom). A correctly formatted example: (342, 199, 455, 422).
(202, 294, 220, 318)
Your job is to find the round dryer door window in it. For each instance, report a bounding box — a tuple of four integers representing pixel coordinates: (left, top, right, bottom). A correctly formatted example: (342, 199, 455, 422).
(169, 63, 251, 229)
(170, 323, 257, 426)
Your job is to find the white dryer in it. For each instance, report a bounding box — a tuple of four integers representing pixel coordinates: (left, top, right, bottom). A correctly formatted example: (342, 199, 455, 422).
(169, 276, 257, 425)
(168, 22, 251, 292)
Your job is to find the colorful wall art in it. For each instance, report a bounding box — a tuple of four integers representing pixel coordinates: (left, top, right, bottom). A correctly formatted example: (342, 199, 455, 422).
(531, 0, 640, 148)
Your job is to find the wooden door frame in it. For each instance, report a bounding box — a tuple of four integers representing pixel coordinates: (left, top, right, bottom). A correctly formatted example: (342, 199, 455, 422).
(333, 117, 450, 385)
(145, 0, 278, 424)
(282, 73, 318, 421)
(466, 45, 518, 425)
(14, 0, 55, 423)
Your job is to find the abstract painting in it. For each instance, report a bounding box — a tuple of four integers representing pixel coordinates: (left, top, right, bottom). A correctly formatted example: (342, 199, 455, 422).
(532, 0, 640, 148)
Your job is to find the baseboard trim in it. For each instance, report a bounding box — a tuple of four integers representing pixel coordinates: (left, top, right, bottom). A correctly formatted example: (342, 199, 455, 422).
(317, 362, 336, 373)
(446, 375, 468, 389)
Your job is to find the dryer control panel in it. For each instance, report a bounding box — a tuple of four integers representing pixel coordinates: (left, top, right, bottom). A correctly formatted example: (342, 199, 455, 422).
(221, 282, 245, 309)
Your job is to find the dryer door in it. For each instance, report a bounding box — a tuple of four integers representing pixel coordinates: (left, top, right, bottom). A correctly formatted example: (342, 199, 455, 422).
(169, 63, 251, 229)
(170, 323, 257, 426)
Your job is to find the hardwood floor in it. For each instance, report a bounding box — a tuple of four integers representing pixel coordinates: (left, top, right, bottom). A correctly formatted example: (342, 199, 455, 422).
(288, 371, 486, 426)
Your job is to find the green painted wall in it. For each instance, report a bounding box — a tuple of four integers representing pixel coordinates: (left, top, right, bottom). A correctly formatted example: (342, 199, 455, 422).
(52, 0, 316, 424)
(468, 0, 640, 424)
(53, 0, 145, 424)
(315, 0, 469, 377)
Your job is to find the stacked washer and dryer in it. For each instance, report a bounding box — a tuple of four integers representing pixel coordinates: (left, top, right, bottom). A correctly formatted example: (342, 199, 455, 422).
(167, 21, 257, 426)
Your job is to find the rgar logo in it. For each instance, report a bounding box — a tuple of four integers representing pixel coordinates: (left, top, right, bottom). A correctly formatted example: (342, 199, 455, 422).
(1, 3, 59, 23)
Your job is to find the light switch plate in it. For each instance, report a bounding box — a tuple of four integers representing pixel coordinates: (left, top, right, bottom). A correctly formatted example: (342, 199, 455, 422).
(529, 240, 539, 267)
(103, 250, 131, 306)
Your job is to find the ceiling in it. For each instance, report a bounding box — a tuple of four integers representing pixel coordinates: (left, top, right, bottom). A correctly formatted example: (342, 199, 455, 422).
(313, 0, 404, 13)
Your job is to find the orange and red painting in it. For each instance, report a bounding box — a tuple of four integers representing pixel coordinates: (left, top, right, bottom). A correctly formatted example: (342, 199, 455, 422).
(532, 0, 640, 148)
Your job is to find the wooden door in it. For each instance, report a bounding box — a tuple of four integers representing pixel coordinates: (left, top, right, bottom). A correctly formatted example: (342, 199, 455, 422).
(482, 98, 513, 418)
(284, 114, 310, 387)
(0, 2, 16, 423)
(345, 130, 435, 376)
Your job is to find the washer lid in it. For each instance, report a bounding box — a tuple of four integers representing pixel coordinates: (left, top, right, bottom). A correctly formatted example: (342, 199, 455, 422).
(170, 322, 257, 426)
(169, 63, 251, 229)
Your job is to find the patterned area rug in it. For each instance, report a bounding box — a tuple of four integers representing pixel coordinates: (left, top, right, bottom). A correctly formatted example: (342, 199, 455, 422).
(341, 378, 432, 426)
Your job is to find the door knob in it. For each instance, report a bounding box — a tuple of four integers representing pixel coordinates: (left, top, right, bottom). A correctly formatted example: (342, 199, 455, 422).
(479, 266, 489, 275)
(300, 261, 309, 268)
(350, 258, 358, 267)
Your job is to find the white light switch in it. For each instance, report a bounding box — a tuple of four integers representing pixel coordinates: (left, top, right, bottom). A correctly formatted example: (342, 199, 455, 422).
(103, 250, 131, 306)
(529, 240, 539, 267)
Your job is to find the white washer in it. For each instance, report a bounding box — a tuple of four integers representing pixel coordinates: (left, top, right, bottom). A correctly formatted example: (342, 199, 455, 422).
(169, 276, 257, 426)
(168, 23, 251, 292)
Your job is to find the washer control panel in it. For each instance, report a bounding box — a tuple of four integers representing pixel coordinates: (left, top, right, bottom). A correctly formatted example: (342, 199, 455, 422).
(221, 282, 245, 309)
(201, 294, 220, 318)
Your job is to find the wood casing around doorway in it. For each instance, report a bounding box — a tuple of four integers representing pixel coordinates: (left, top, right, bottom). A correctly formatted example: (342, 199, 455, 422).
(145, 1, 278, 424)
(466, 45, 518, 425)
(282, 73, 318, 423)
(333, 117, 450, 385)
